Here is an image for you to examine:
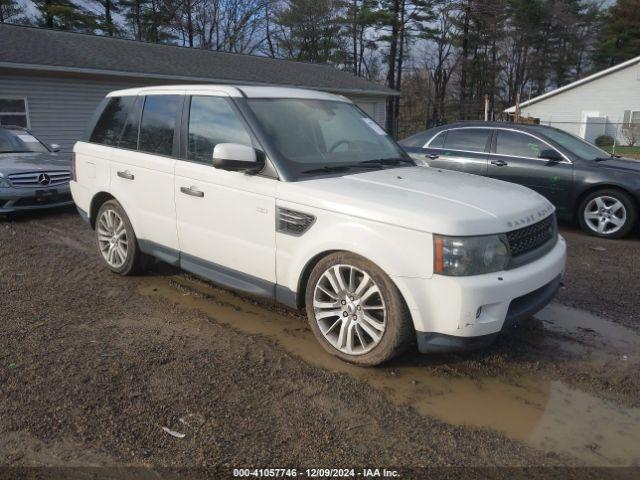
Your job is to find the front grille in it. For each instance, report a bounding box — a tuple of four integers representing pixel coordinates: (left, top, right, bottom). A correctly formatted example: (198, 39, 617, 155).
(507, 214, 556, 258)
(277, 207, 315, 236)
(8, 170, 71, 188)
(13, 193, 72, 207)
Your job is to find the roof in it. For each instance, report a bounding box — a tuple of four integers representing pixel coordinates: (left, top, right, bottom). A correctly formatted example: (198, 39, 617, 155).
(0, 23, 395, 97)
(109, 85, 351, 101)
(504, 55, 640, 113)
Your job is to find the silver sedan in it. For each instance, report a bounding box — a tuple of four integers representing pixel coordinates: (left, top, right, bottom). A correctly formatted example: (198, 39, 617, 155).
(0, 127, 73, 214)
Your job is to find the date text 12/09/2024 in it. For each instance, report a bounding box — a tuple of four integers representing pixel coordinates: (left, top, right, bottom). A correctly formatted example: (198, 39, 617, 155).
(232, 468, 400, 478)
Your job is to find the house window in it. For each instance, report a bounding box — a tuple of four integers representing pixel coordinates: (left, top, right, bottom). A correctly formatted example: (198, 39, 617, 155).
(631, 111, 640, 124)
(0, 98, 29, 128)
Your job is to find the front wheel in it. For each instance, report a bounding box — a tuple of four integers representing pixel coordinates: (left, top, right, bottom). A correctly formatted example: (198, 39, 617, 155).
(95, 200, 149, 275)
(305, 252, 414, 366)
(578, 189, 637, 239)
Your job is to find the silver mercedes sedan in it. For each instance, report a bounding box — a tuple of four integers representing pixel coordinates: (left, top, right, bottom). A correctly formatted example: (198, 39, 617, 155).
(0, 126, 73, 214)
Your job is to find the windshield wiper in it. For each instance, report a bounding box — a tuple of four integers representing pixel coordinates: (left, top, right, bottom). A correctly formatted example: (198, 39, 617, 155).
(301, 165, 354, 175)
(301, 163, 386, 175)
(0, 150, 28, 154)
(358, 157, 415, 166)
(594, 156, 612, 162)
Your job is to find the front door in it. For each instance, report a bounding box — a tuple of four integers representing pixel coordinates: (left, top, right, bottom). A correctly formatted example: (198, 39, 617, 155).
(487, 129, 574, 215)
(174, 94, 277, 298)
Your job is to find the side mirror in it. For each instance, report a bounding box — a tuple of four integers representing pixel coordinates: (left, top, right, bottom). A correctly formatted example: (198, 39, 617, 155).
(50, 144, 61, 152)
(212, 143, 263, 174)
(538, 149, 562, 162)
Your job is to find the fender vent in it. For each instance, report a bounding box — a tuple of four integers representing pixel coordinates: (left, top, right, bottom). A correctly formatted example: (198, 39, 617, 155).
(277, 207, 315, 236)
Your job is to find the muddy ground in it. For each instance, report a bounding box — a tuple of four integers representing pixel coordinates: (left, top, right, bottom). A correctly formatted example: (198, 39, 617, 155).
(0, 207, 639, 477)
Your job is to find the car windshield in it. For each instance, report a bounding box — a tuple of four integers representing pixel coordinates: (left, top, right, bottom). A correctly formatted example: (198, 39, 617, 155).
(0, 128, 49, 154)
(529, 126, 611, 161)
(246, 99, 411, 175)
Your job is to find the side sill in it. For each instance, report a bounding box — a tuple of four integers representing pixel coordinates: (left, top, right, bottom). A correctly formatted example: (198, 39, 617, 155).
(76, 207, 90, 225)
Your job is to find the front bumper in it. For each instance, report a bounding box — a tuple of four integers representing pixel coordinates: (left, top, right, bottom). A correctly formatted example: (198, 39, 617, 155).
(393, 235, 566, 353)
(0, 184, 73, 213)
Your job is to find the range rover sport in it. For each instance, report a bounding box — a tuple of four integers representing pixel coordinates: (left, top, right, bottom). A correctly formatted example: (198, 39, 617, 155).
(71, 85, 566, 366)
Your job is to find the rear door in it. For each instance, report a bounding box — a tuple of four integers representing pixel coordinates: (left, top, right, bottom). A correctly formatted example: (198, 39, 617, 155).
(405, 128, 490, 176)
(108, 93, 182, 258)
(487, 129, 574, 214)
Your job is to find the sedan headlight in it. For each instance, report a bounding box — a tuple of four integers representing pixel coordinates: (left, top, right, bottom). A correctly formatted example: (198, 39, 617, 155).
(434, 234, 510, 276)
(0, 177, 11, 188)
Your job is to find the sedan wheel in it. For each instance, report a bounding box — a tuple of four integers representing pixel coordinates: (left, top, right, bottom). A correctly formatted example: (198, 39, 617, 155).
(313, 264, 387, 356)
(97, 208, 129, 268)
(578, 189, 637, 239)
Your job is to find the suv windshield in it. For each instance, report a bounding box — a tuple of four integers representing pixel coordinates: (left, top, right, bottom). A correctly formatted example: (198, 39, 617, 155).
(246, 99, 411, 175)
(530, 126, 611, 161)
(0, 128, 49, 154)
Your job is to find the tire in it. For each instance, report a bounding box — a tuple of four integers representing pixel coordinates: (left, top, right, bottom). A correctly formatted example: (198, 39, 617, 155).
(578, 189, 637, 239)
(304, 252, 414, 366)
(95, 200, 149, 275)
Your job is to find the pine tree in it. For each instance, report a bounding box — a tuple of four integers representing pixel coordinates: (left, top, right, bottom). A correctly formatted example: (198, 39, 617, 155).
(593, 0, 640, 68)
(33, 0, 98, 32)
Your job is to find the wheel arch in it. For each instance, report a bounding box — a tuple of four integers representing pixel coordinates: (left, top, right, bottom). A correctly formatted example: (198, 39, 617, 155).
(573, 184, 638, 220)
(293, 249, 417, 331)
(89, 191, 116, 229)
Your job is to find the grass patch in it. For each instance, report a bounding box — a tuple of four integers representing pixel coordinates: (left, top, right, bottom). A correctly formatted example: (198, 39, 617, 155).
(603, 146, 640, 159)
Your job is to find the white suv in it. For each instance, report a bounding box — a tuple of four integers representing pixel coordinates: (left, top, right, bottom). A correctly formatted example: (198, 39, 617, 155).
(71, 85, 566, 366)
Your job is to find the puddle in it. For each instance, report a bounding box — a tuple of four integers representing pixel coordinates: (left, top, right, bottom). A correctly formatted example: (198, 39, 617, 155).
(139, 275, 640, 467)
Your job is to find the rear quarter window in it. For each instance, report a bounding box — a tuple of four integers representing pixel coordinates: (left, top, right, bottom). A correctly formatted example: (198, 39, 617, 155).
(90, 96, 135, 146)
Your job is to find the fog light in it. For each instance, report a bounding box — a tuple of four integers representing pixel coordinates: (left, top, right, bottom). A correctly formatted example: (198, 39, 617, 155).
(476, 307, 482, 319)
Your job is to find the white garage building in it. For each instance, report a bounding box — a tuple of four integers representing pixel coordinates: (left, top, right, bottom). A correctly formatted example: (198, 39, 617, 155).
(505, 55, 640, 145)
(0, 24, 394, 154)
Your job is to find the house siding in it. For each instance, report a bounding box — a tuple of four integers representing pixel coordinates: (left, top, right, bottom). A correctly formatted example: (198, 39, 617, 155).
(518, 62, 640, 143)
(0, 70, 388, 154)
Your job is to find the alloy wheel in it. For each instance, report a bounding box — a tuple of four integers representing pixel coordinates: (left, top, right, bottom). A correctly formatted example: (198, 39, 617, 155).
(313, 264, 386, 356)
(583, 195, 627, 235)
(97, 209, 129, 268)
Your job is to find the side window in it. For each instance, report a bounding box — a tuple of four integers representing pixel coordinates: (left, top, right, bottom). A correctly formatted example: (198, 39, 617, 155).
(90, 96, 134, 146)
(187, 96, 252, 164)
(139, 95, 180, 156)
(118, 96, 144, 150)
(496, 130, 546, 158)
(443, 129, 490, 152)
(427, 132, 445, 148)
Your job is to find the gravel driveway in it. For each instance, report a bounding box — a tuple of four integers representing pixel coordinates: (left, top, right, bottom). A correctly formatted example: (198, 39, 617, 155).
(1, 207, 639, 475)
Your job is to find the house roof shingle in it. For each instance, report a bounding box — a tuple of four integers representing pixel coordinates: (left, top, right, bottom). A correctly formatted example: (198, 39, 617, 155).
(0, 23, 395, 97)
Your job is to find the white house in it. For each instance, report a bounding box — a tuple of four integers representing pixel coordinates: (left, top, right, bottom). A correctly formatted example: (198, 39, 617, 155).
(505, 55, 640, 145)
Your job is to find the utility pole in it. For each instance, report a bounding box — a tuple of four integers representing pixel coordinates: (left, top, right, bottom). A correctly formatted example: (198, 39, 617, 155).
(484, 94, 489, 122)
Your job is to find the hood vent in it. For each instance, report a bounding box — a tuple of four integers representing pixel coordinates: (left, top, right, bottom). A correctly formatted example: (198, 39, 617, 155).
(277, 207, 315, 236)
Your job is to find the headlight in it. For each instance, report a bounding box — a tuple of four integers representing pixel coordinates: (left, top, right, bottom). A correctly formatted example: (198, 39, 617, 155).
(0, 177, 11, 188)
(434, 234, 510, 276)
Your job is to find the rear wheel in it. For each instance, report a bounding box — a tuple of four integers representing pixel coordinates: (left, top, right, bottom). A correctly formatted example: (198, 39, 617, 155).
(96, 200, 149, 275)
(578, 189, 636, 239)
(305, 252, 414, 366)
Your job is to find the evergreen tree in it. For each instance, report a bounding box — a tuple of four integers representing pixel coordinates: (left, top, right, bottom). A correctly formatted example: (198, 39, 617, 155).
(33, 0, 98, 31)
(593, 0, 640, 68)
(0, 0, 24, 23)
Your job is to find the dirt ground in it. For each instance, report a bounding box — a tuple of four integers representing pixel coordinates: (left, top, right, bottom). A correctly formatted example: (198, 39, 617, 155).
(1, 207, 639, 477)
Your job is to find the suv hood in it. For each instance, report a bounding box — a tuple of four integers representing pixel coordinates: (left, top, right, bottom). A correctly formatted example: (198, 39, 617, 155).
(278, 167, 554, 236)
(0, 152, 71, 176)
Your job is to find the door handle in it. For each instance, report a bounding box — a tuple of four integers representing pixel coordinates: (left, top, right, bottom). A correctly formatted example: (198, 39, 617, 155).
(427, 154, 439, 160)
(117, 170, 134, 180)
(491, 160, 508, 167)
(180, 186, 204, 198)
